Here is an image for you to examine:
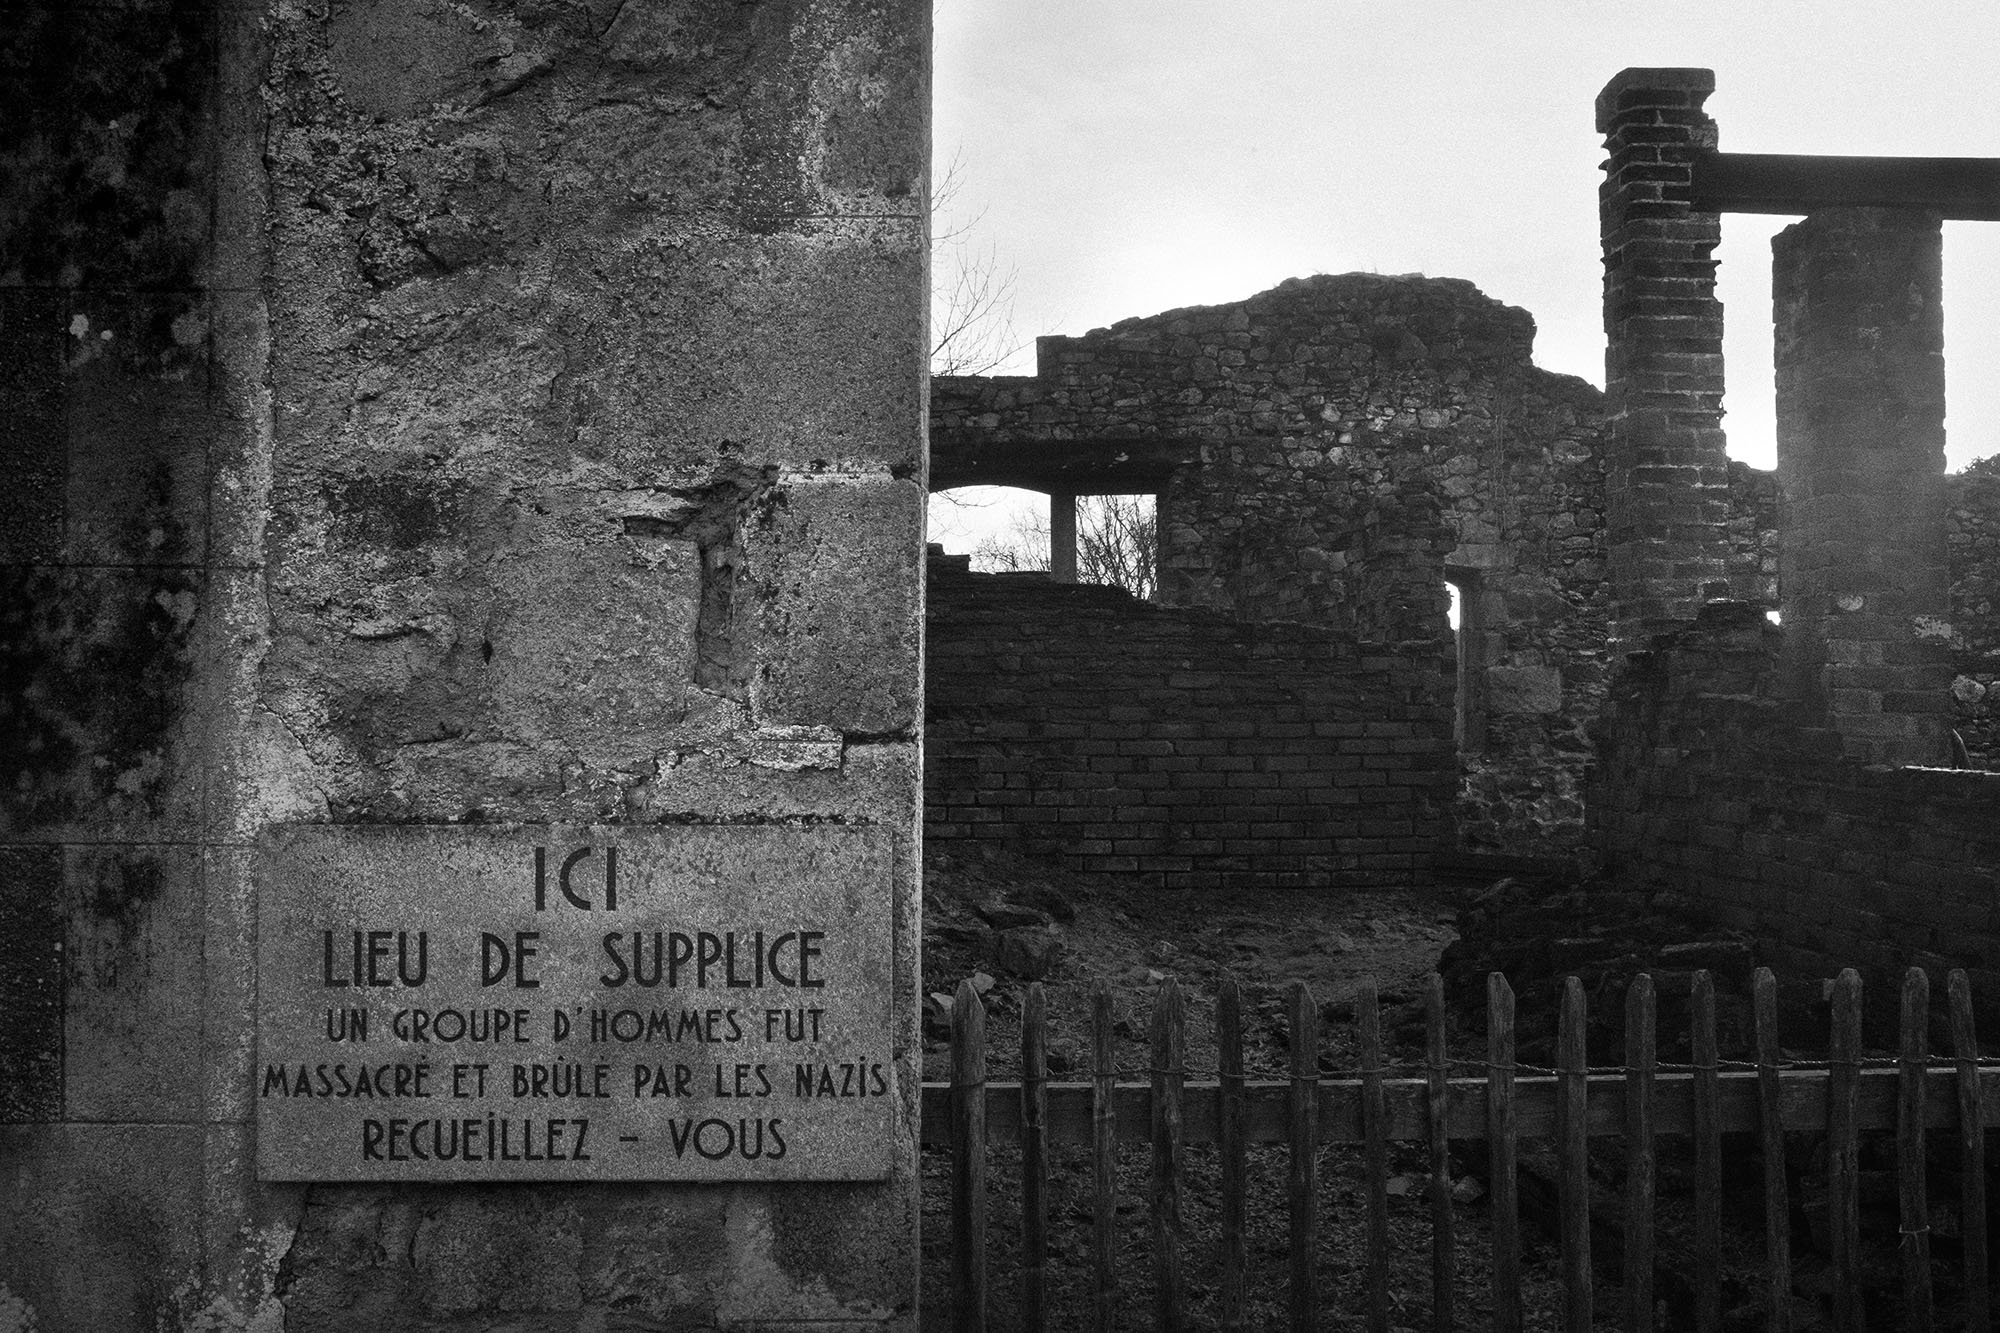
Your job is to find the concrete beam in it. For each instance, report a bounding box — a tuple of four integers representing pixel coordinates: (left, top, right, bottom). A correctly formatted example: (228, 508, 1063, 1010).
(1693, 151, 2000, 220)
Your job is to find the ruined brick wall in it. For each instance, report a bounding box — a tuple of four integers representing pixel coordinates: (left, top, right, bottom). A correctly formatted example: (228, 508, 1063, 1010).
(1, 1, 929, 1329)
(1720, 460, 2000, 767)
(935, 274, 1610, 855)
(1727, 461, 1779, 608)
(1948, 459, 2000, 767)
(1772, 209, 1953, 765)
(1588, 604, 2000, 1002)
(1589, 72, 2000, 1013)
(927, 555, 1455, 887)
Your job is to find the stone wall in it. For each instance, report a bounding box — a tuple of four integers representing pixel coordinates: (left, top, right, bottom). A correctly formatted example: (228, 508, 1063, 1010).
(1, 4, 280, 1325)
(935, 274, 1610, 854)
(928, 266, 2000, 862)
(1772, 208, 1952, 765)
(1, 2, 928, 1329)
(1949, 459, 2000, 766)
(927, 554, 1455, 887)
(1588, 71, 2000, 1020)
(1588, 603, 2000, 1004)
(1715, 460, 2000, 767)
(1727, 460, 1780, 608)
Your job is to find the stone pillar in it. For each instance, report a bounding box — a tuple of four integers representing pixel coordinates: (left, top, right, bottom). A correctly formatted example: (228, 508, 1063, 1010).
(1, 0, 930, 1328)
(1773, 208, 1952, 766)
(0, 5, 288, 1326)
(1050, 491, 1079, 582)
(1596, 68, 1735, 651)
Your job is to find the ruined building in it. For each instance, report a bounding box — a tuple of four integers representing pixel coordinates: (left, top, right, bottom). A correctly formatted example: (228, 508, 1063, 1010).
(5, 8, 2000, 1325)
(927, 83, 2000, 925)
(1585, 69, 2000, 995)
(930, 273, 1607, 872)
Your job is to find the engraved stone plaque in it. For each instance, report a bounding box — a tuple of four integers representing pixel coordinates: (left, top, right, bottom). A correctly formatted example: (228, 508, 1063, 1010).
(255, 825, 896, 1181)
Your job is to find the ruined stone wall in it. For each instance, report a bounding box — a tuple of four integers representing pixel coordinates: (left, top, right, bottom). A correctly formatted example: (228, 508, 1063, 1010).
(1, 4, 282, 1324)
(1588, 604, 2000, 1005)
(1719, 460, 2000, 766)
(927, 555, 1455, 886)
(1772, 209, 1953, 765)
(1948, 459, 2000, 767)
(934, 274, 1611, 855)
(1588, 71, 2000, 1015)
(1727, 461, 1780, 609)
(1, 1, 928, 1329)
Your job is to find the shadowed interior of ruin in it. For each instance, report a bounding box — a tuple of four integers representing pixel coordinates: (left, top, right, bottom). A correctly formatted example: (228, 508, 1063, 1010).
(925, 278, 2000, 856)
(909, 70, 2000, 1328)
(923, 67, 2000, 1012)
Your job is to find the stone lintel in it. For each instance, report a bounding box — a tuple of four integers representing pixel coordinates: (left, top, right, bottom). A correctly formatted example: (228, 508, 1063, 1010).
(929, 437, 1192, 494)
(1695, 151, 2000, 220)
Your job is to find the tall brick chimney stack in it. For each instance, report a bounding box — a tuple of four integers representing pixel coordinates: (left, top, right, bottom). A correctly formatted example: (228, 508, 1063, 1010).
(1596, 68, 1736, 652)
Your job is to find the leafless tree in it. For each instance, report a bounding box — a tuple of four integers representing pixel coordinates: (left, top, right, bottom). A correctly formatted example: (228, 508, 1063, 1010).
(971, 495, 1159, 601)
(930, 151, 1021, 377)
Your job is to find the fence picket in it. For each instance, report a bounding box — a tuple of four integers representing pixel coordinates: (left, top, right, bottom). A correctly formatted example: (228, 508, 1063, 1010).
(1488, 971, 1521, 1333)
(1827, 969, 1862, 1333)
(1558, 977, 1592, 1333)
(1692, 970, 1721, 1333)
(1754, 967, 1793, 1333)
(1624, 973, 1656, 1333)
(1289, 980, 1320, 1333)
(952, 979, 989, 1333)
(1425, 973, 1455, 1333)
(1951, 969, 1990, 1333)
(1093, 983, 1119, 1333)
(1361, 979, 1390, 1333)
(1218, 978, 1248, 1333)
(1899, 967, 1935, 1333)
(924, 966, 1996, 1329)
(1022, 982, 1050, 1333)
(1152, 979, 1186, 1333)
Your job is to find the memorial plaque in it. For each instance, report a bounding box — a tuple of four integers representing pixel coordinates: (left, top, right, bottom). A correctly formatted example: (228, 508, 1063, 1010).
(255, 825, 896, 1182)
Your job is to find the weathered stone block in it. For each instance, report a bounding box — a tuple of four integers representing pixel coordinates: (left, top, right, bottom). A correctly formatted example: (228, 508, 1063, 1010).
(201, 846, 260, 1124)
(0, 288, 66, 563)
(0, 1124, 206, 1330)
(0, 844, 63, 1123)
(748, 475, 923, 733)
(63, 291, 214, 568)
(63, 844, 205, 1123)
(0, 564, 205, 839)
(558, 229, 927, 475)
(0, 5, 215, 290)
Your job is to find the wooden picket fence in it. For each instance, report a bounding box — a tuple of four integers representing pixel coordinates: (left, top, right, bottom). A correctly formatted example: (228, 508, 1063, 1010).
(920, 966, 2000, 1333)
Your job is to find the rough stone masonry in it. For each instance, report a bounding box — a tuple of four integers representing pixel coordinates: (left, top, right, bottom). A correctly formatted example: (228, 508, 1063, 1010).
(925, 248, 2000, 866)
(1587, 69, 2000, 1018)
(932, 274, 1615, 855)
(0, 2, 928, 1329)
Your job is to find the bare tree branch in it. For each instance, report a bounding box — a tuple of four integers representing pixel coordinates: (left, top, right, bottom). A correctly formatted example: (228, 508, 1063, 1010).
(931, 149, 1023, 377)
(969, 495, 1158, 600)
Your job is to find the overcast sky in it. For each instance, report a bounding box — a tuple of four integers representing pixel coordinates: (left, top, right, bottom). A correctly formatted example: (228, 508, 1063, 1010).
(929, 0, 2000, 554)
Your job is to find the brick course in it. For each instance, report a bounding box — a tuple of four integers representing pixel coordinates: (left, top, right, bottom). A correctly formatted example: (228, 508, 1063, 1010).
(934, 273, 1609, 855)
(926, 554, 1454, 887)
(1588, 602, 2000, 1003)
(1596, 68, 1738, 650)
